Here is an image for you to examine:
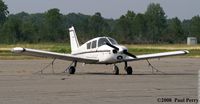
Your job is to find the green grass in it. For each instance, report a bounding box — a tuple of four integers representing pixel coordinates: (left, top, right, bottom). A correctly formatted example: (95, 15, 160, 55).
(0, 43, 199, 59)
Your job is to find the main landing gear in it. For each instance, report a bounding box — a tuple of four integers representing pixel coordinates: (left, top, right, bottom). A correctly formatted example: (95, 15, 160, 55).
(113, 64, 119, 75)
(113, 61, 133, 75)
(66, 61, 132, 75)
(65, 61, 77, 74)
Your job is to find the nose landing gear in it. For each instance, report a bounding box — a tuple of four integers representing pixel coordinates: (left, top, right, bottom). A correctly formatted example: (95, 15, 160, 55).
(112, 61, 133, 75)
(124, 61, 133, 75)
(125, 66, 133, 75)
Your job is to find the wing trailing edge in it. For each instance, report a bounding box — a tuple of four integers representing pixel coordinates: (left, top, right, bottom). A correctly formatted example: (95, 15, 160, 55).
(11, 47, 98, 64)
(125, 50, 189, 61)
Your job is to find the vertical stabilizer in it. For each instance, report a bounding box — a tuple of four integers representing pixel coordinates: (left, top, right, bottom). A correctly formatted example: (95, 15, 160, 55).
(69, 26, 80, 53)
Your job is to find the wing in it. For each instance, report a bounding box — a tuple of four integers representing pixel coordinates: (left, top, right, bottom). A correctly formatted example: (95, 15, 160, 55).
(11, 47, 98, 63)
(125, 50, 189, 62)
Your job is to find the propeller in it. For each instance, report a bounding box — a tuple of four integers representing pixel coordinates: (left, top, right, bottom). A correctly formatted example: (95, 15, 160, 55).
(105, 42, 137, 58)
(123, 50, 137, 58)
(105, 42, 119, 51)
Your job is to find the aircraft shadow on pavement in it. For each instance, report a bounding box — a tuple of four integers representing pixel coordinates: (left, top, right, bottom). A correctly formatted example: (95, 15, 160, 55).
(33, 72, 197, 76)
(78, 72, 197, 76)
(132, 73, 197, 76)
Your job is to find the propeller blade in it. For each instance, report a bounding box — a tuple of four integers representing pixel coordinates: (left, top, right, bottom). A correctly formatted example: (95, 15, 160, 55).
(105, 43, 119, 51)
(105, 43, 137, 58)
(123, 50, 137, 58)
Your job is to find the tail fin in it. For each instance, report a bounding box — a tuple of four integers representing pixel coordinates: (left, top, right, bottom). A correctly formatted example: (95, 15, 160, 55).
(69, 26, 80, 53)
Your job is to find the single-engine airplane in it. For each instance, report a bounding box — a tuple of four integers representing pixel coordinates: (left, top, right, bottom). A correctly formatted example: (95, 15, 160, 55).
(11, 26, 189, 75)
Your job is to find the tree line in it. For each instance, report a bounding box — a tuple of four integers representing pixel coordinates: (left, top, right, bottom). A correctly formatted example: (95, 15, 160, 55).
(0, 1, 199, 44)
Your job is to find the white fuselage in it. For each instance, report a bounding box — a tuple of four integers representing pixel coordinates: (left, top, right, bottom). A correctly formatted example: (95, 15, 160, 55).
(71, 37, 128, 64)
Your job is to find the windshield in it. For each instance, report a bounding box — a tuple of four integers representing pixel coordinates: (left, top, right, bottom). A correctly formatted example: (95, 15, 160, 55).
(98, 38, 110, 47)
(108, 38, 118, 45)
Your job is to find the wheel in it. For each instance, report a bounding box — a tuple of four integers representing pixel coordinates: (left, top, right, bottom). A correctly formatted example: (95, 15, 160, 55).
(69, 66, 76, 74)
(126, 66, 132, 75)
(113, 65, 119, 75)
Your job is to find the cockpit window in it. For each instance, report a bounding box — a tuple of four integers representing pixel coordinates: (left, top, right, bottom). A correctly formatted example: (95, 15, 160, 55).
(87, 42, 91, 49)
(98, 38, 110, 47)
(108, 38, 118, 45)
(91, 40, 97, 48)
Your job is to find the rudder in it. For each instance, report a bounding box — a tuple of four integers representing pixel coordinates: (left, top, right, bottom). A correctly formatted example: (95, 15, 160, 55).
(69, 26, 79, 54)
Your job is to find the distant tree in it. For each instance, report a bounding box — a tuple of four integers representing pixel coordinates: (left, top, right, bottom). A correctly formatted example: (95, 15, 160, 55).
(45, 8, 62, 27)
(116, 16, 129, 43)
(45, 8, 65, 42)
(190, 15, 200, 40)
(114, 11, 136, 43)
(145, 3, 167, 43)
(88, 12, 110, 37)
(133, 13, 147, 43)
(125, 11, 136, 38)
(63, 13, 90, 43)
(1, 12, 45, 43)
(0, 0, 9, 25)
(15, 12, 29, 19)
(182, 19, 190, 37)
(0, 2, 199, 44)
(163, 17, 184, 43)
(1, 15, 22, 43)
(21, 21, 37, 43)
(28, 13, 47, 42)
(125, 11, 136, 20)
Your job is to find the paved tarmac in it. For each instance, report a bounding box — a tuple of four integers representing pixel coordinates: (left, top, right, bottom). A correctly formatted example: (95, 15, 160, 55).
(0, 58, 199, 104)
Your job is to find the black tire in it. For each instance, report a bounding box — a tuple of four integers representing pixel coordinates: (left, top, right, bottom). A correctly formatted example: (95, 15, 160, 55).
(113, 65, 119, 75)
(69, 66, 76, 74)
(126, 66, 132, 75)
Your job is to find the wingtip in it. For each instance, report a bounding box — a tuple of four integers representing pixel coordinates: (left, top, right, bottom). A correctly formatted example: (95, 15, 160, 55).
(184, 50, 189, 54)
(11, 47, 25, 53)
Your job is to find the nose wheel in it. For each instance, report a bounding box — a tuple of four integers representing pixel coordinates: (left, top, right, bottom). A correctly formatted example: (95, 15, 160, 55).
(112, 62, 133, 75)
(125, 66, 133, 75)
(125, 61, 133, 75)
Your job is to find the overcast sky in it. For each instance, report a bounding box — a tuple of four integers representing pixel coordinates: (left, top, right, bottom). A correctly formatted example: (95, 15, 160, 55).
(3, 0, 200, 20)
